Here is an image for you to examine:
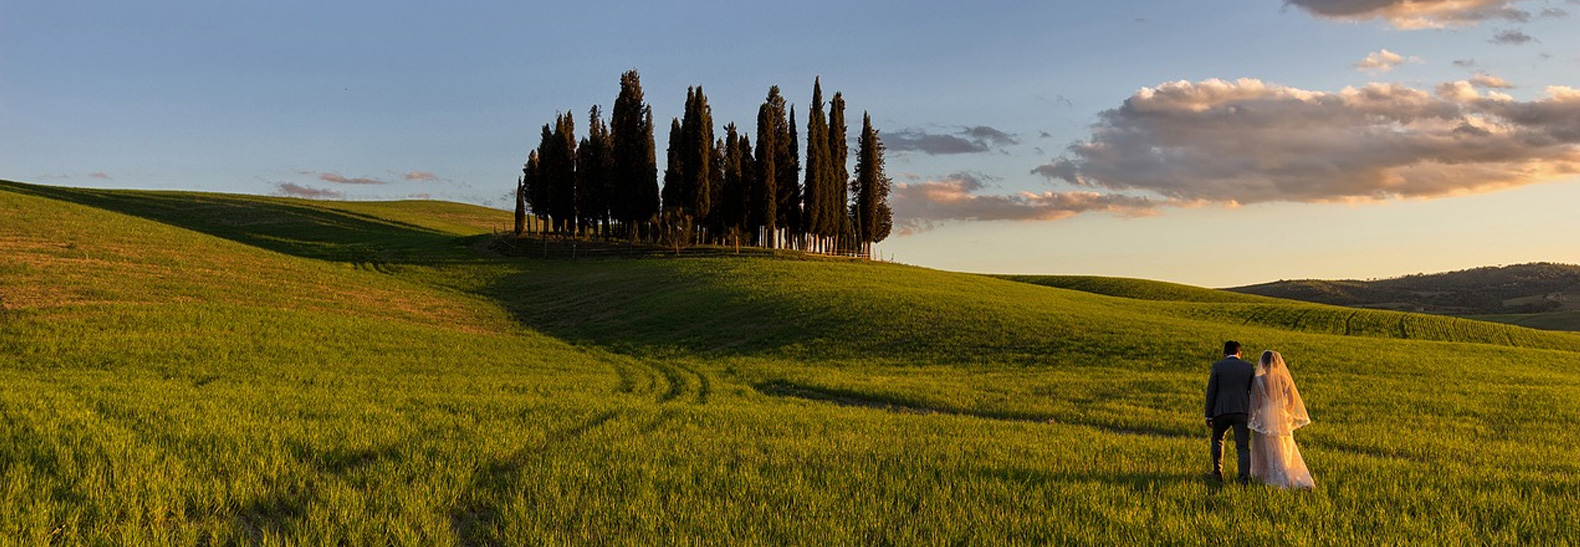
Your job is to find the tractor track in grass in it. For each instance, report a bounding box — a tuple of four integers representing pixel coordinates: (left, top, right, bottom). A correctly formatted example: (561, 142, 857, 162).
(607, 352, 711, 405)
(450, 408, 624, 545)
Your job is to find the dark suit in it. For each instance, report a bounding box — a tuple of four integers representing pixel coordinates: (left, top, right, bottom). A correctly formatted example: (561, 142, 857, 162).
(1205, 355, 1256, 480)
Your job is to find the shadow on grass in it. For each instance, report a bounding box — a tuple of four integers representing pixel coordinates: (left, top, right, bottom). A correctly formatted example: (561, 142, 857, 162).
(975, 465, 1206, 493)
(1, 179, 474, 264)
(475, 258, 825, 358)
(232, 441, 411, 540)
(752, 380, 1196, 439)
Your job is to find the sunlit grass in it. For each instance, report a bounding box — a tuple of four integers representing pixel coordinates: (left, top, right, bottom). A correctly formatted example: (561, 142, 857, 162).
(3, 179, 1579, 545)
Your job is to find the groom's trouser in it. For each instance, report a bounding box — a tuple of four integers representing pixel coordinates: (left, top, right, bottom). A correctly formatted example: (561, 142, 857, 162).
(1210, 413, 1250, 480)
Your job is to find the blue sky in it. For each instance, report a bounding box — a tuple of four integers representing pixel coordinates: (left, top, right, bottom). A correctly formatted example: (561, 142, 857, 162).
(3, 0, 1577, 286)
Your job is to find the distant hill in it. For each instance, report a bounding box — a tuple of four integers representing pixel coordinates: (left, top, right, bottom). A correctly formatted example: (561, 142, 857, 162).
(992, 275, 1278, 304)
(1227, 263, 1580, 331)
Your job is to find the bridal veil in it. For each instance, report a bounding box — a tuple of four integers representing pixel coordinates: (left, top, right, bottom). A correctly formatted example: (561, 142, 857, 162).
(1249, 350, 1310, 436)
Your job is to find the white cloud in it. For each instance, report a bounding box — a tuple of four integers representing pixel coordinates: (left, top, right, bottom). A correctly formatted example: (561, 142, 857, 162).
(1035, 78, 1580, 205)
(1353, 50, 1422, 74)
(1468, 74, 1515, 88)
(1286, 0, 1539, 29)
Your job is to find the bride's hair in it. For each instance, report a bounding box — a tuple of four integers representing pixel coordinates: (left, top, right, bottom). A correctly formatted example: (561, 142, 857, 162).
(1260, 350, 1284, 370)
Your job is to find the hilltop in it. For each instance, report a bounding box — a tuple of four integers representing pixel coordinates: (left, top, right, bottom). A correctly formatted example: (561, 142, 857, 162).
(4, 178, 1580, 545)
(1228, 263, 1580, 331)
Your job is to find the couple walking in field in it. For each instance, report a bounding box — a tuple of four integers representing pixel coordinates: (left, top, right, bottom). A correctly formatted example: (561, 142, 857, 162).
(1204, 340, 1315, 489)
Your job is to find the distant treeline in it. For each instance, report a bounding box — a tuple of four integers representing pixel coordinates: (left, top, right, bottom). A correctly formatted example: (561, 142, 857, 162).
(514, 70, 893, 256)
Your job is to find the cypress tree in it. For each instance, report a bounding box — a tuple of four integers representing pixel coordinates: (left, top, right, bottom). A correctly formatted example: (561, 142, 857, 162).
(688, 87, 715, 233)
(611, 70, 659, 238)
(514, 175, 527, 235)
(827, 91, 849, 249)
(662, 116, 683, 214)
(530, 129, 551, 230)
(735, 134, 755, 245)
(545, 113, 578, 234)
(578, 105, 612, 236)
(753, 98, 779, 247)
(852, 112, 893, 256)
(803, 78, 831, 250)
(778, 105, 801, 246)
(719, 123, 746, 243)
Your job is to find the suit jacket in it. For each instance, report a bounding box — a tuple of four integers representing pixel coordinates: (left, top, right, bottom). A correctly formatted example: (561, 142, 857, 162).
(1205, 356, 1256, 418)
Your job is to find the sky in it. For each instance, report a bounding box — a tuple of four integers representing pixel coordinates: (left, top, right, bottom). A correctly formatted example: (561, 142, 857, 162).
(3, 0, 1577, 287)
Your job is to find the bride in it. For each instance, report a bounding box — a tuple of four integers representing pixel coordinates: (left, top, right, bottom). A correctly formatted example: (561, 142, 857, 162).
(1249, 350, 1316, 489)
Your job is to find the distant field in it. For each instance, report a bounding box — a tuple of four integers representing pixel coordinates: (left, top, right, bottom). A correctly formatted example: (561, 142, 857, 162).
(1466, 311, 1580, 332)
(4, 179, 1580, 545)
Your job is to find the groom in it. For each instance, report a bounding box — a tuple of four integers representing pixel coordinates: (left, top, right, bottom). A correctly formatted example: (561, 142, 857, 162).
(1204, 340, 1255, 483)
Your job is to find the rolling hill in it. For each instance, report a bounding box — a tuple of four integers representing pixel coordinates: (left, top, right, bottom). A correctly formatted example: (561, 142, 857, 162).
(4, 178, 1580, 545)
(1227, 263, 1580, 331)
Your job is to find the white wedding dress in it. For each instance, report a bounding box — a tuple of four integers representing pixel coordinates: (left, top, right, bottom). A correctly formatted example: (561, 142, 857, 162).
(1248, 352, 1316, 489)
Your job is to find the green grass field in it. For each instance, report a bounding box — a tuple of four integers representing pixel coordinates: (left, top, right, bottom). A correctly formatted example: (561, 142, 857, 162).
(4, 179, 1580, 545)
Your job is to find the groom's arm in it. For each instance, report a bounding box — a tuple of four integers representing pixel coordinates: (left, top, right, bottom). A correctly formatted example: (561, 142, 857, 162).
(1204, 367, 1219, 424)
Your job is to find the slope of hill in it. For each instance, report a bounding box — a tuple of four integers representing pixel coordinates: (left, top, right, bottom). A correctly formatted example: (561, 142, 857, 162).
(4, 179, 1580, 545)
(991, 274, 1278, 304)
(1228, 263, 1580, 331)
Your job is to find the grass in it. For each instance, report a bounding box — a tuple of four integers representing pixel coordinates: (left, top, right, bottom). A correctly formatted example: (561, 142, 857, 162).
(4, 178, 1580, 545)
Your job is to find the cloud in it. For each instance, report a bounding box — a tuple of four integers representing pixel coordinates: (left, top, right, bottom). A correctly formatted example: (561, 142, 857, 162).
(1353, 49, 1421, 74)
(1285, 0, 1534, 28)
(1489, 29, 1536, 44)
(1453, 58, 1479, 68)
(290, 169, 388, 185)
(963, 126, 1019, 147)
(1540, 7, 1569, 17)
(275, 183, 344, 199)
(885, 125, 1019, 155)
(89, 172, 110, 179)
(890, 172, 1158, 234)
(318, 172, 386, 185)
(1468, 73, 1515, 88)
(1035, 78, 1580, 206)
(403, 171, 439, 181)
